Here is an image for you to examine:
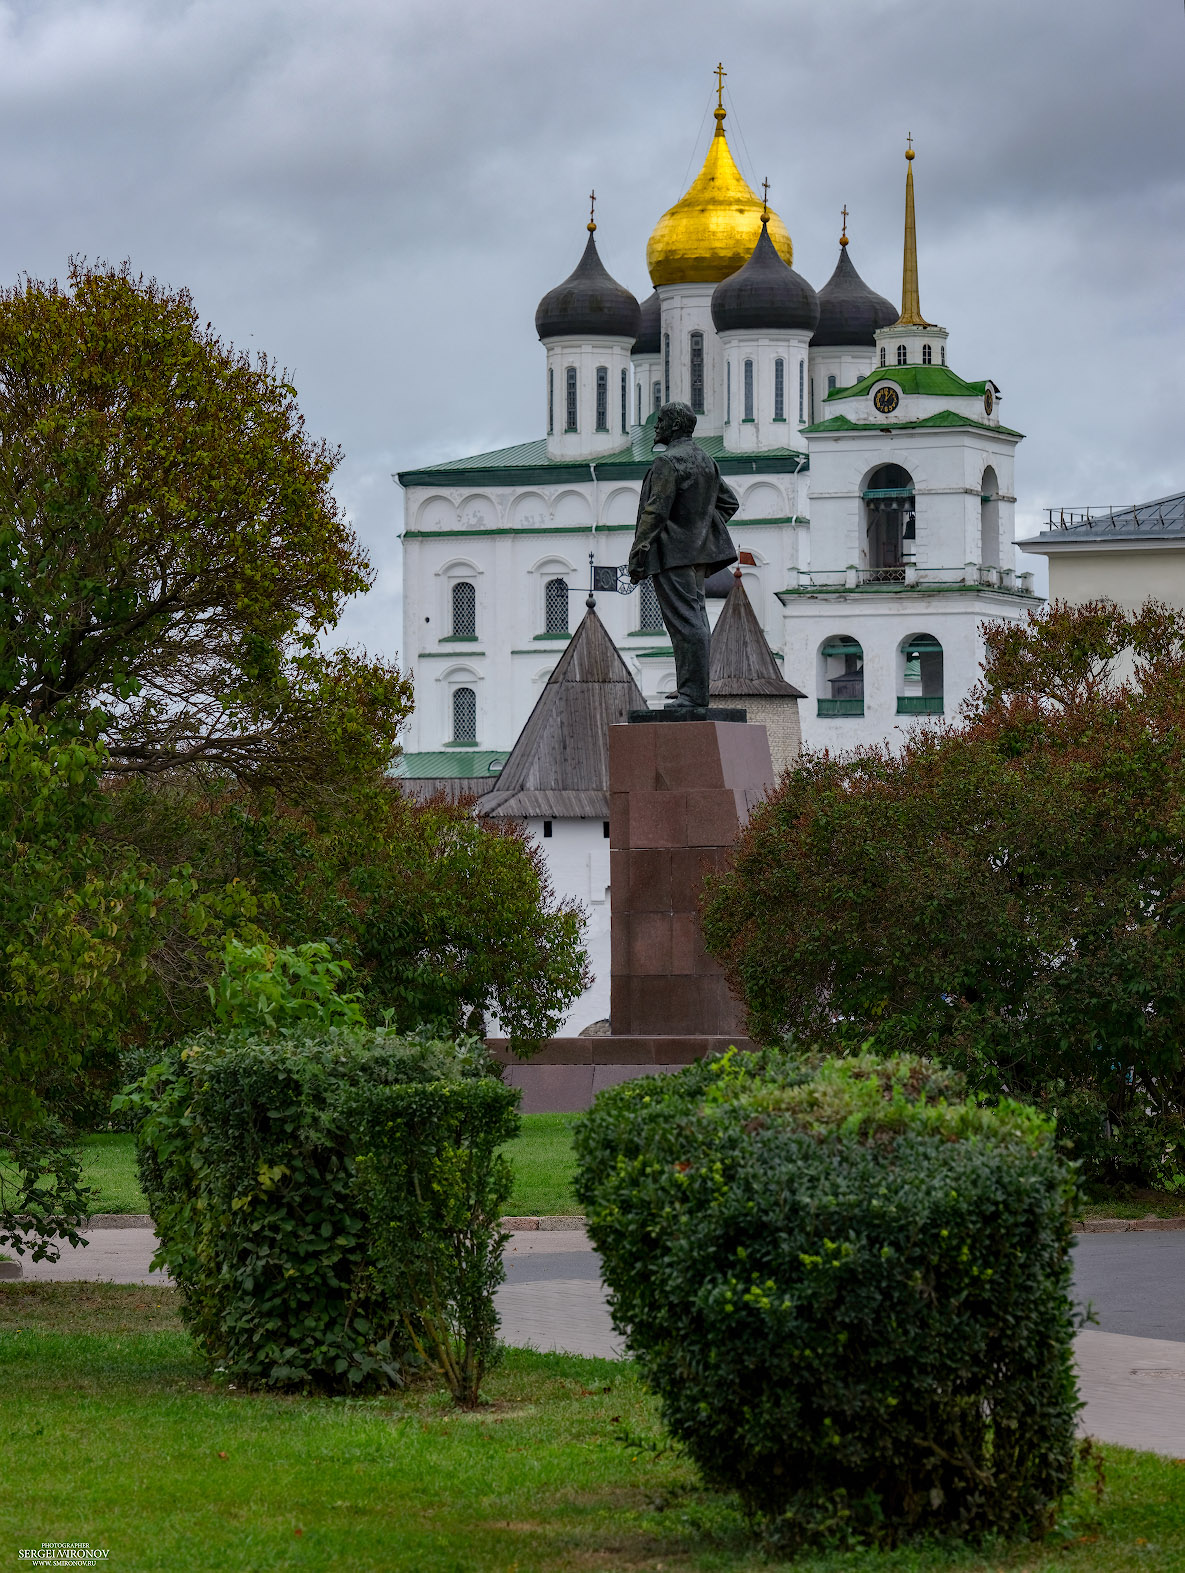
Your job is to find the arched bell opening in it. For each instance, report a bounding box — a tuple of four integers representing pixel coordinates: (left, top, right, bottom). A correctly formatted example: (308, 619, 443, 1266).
(862, 464, 915, 582)
(817, 635, 865, 717)
(897, 632, 943, 716)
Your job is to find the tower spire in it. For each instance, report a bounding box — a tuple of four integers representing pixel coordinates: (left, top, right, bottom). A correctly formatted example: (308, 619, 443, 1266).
(896, 135, 929, 327)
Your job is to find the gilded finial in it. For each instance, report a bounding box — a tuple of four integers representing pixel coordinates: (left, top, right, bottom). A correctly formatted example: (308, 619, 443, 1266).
(714, 61, 727, 133)
(840, 204, 849, 246)
(906, 132, 914, 161)
(587, 189, 596, 233)
(761, 177, 770, 223)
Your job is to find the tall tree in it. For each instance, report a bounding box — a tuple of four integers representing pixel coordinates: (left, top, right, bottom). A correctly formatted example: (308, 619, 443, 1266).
(703, 601, 1185, 1182)
(0, 259, 409, 788)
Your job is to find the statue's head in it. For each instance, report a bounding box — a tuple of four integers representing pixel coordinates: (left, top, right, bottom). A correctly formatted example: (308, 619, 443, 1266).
(654, 401, 696, 447)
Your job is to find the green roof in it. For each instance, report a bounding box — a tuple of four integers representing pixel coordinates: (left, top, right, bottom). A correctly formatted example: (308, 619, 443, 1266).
(826, 364, 988, 402)
(803, 409, 1023, 439)
(397, 428, 809, 489)
(392, 750, 510, 779)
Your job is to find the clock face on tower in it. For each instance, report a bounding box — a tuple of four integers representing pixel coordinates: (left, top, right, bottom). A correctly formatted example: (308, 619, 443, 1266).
(983, 388, 994, 415)
(873, 385, 900, 415)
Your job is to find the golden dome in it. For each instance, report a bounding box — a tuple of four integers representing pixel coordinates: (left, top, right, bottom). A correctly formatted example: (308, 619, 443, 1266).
(646, 106, 793, 287)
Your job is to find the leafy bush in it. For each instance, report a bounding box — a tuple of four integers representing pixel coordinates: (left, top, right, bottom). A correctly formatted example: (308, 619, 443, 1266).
(703, 601, 1185, 1187)
(575, 1051, 1081, 1551)
(0, 1116, 96, 1262)
(209, 937, 367, 1034)
(127, 1026, 517, 1397)
(353, 1076, 520, 1406)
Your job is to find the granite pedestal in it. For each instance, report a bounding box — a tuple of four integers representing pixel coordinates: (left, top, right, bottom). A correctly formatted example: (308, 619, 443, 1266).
(489, 716, 774, 1111)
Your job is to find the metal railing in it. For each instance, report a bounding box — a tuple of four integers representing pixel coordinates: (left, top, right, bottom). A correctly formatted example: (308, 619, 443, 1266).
(897, 695, 944, 715)
(818, 698, 865, 717)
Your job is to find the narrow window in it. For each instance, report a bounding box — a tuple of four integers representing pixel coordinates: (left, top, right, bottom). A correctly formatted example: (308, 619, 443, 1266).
(663, 333, 670, 402)
(743, 358, 754, 420)
(451, 580, 475, 638)
(774, 358, 785, 420)
(940, 344, 946, 365)
(689, 331, 705, 413)
(635, 382, 642, 425)
(827, 373, 837, 392)
(452, 687, 476, 744)
(640, 577, 663, 631)
(595, 366, 608, 431)
(896, 343, 907, 366)
(565, 366, 578, 430)
(602, 820, 610, 839)
(810, 379, 815, 424)
(547, 366, 554, 434)
(726, 360, 731, 423)
(652, 379, 661, 413)
(621, 367, 628, 434)
(545, 576, 569, 634)
(922, 343, 932, 365)
(879, 346, 886, 367)
(798, 359, 805, 423)
(543, 820, 553, 838)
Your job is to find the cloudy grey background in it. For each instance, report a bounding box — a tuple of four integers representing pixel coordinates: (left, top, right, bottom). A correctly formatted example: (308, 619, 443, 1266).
(1, 0, 1181, 662)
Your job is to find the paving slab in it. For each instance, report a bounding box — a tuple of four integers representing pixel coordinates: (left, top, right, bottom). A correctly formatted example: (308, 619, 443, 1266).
(1076, 1330, 1185, 1455)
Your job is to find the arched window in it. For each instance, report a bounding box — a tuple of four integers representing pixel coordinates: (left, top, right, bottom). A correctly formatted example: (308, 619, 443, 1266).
(940, 344, 946, 365)
(980, 465, 1000, 569)
(863, 463, 915, 581)
(451, 580, 476, 639)
(798, 359, 805, 423)
(635, 382, 642, 424)
(725, 361, 731, 423)
(621, 367, 628, 434)
(565, 366, 578, 431)
(922, 343, 932, 365)
(896, 343, 908, 366)
(773, 358, 785, 420)
(827, 373, 837, 393)
(545, 576, 569, 634)
(652, 379, 661, 414)
(595, 366, 608, 431)
(898, 633, 944, 715)
(743, 359, 754, 420)
(879, 346, 887, 368)
(452, 686, 477, 744)
(547, 366, 554, 434)
(689, 331, 705, 413)
(663, 333, 670, 403)
(639, 578, 663, 631)
(817, 636, 864, 717)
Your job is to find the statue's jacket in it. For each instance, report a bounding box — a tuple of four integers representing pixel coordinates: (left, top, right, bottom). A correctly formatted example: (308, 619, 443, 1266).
(630, 436, 740, 578)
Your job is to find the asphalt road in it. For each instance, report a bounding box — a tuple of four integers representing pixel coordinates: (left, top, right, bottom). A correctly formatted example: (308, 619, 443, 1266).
(503, 1234, 1185, 1344)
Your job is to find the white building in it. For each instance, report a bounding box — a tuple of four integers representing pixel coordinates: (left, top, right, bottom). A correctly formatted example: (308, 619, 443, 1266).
(1017, 491, 1185, 612)
(396, 86, 1038, 768)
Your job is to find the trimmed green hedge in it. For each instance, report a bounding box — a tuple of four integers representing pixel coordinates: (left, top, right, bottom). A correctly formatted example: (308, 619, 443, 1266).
(574, 1051, 1081, 1550)
(127, 1029, 518, 1397)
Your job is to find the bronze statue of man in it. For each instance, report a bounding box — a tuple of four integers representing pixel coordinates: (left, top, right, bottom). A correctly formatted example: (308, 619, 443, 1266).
(628, 401, 739, 710)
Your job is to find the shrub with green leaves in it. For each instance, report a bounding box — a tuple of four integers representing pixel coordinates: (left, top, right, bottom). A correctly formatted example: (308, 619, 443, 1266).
(352, 1076, 520, 1407)
(574, 1051, 1081, 1551)
(127, 1027, 514, 1394)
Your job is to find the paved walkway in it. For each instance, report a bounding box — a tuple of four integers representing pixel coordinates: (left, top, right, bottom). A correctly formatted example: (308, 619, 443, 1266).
(10, 1225, 1185, 1453)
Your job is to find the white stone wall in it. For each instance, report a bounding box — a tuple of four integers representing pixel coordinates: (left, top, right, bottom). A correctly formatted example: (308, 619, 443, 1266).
(656, 283, 723, 435)
(719, 328, 813, 453)
(544, 338, 635, 461)
(524, 815, 612, 1035)
(743, 696, 802, 776)
(807, 345, 877, 422)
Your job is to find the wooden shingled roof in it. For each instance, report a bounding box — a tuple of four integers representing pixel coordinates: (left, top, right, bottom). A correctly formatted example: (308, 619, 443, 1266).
(710, 572, 806, 698)
(478, 604, 646, 820)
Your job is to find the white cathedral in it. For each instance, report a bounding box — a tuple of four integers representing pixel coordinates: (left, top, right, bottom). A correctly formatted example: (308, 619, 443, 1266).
(396, 81, 1038, 778)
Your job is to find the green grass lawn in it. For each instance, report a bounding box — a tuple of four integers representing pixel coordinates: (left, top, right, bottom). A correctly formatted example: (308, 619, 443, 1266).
(0, 1284, 1183, 1572)
(76, 1112, 580, 1217)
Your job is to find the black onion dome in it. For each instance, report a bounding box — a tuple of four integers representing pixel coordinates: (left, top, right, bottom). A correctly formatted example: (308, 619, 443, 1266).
(811, 244, 897, 348)
(710, 221, 819, 334)
(633, 290, 660, 356)
(535, 231, 642, 342)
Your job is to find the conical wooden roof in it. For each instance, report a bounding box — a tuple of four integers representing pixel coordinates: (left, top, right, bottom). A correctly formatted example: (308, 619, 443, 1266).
(709, 573, 805, 698)
(479, 604, 646, 819)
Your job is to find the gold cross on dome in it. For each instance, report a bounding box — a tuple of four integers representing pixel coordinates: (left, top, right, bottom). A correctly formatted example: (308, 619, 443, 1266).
(761, 177, 770, 218)
(906, 131, 915, 160)
(588, 189, 596, 231)
(715, 62, 727, 108)
(841, 204, 849, 245)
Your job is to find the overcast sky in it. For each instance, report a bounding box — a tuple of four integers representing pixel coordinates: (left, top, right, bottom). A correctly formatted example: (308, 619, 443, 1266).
(2, 0, 1182, 659)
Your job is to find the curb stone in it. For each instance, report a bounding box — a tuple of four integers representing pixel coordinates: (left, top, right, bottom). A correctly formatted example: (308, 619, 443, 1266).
(80, 1214, 591, 1233)
(0, 1260, 21, 1279)
(1073, 1218, 1185, 1233)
